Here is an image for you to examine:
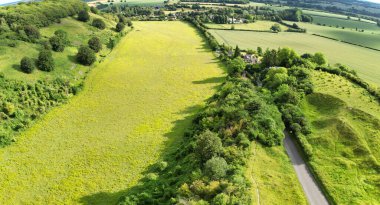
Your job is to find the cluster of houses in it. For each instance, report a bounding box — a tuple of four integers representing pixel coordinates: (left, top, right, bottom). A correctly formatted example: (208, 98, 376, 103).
(227, 17, 247, 24)
(217, 49, 261, 64)
(243, 53, 261, 64)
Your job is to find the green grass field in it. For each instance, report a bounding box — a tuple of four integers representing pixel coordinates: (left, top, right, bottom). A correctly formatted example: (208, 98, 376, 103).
(301, 71, 380, 204)
(246, 143, 308, 205)
(209, 29, 380, 86)
(206, 21, 288, 31)
(309, 15, 380, 33)
(0, 15, 117, 83)
(288, 21, 380, 50)
(0, 21, 225, 204)
(302, 9, 376, 24)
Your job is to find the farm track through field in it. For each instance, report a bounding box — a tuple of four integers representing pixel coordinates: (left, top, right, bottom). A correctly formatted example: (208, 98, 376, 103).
(0, 21, 225, 204)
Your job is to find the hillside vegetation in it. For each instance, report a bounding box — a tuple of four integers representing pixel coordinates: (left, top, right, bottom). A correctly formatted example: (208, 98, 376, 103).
(0, 0, 124, 149)
(301, 71, 380, 204)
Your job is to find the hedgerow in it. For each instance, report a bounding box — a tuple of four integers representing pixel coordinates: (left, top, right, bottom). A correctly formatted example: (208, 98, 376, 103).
(118, 78, 285, 204)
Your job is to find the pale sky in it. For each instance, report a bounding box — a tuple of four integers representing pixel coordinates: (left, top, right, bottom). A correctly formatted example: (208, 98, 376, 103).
(1, 0, 380, 5)
(364, 0, 380, 3)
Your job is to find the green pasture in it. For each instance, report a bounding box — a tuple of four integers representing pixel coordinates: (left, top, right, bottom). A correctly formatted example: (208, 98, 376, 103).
(209, 29, 380, 86)
(206, 21, 288, 31)
(0, 21, 224, 204)
(310, 15, 380, 33)
(290, 21, 380, 50)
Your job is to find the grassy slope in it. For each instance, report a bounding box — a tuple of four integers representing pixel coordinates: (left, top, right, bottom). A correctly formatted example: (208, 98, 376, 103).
(246, 143, 308, 205)
(288, 21, 380, 50)
(0, 21, 225, 204)
(302, 71, 380, 204)
(309, 15, 380, 33)
(206, 21, 288, 31)
(0, 14, 116, 83)
(209, 29, 380, 86)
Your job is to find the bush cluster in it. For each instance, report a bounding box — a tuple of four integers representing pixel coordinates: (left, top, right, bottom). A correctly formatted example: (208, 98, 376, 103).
(0, 77, 76, 147)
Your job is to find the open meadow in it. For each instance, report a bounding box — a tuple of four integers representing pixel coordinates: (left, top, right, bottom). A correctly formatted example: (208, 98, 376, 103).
(209, 29, 380, 86)
(0, 21, 225, 204)
(206, 21, 288, 31)
(301, 71, 380, 204)
(288, 21, 380, 50)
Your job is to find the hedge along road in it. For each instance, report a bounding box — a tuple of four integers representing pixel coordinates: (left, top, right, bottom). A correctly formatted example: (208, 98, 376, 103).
(0, 21, 225, 204)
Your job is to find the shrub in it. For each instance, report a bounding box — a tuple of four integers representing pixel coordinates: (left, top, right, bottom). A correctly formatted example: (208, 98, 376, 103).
(116, 22, 125, 32)
(204, 157, 228, 180)
(23, 25, 40, 40)
(270, 23, 282, 32)
(20, 57, 35, 74)
(90, 6, 99, 14)
(3, 102, 15, 116)
(37, 50, 54, 72)
(77, 10, 90, 22)
(312, 52, 327, 65)
(54, 30, 69, 45)
(49, 36, 65, 52)
(228, 57, 246, 76)
(92, 18, 106, 30)
(76, 45, 96, 66)
(41, 40, 52, 50)
(212, 193, 230, 205)
(88, 37, 102, 53)
(127, 20, 133, 27)
(195, 130, 223, 162)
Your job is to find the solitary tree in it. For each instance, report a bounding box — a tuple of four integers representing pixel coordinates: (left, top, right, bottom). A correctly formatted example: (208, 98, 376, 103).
(92, 18, 106, 30)
(257, 47, 263, 56)
(37, 50, 54, 72)
(233, 45, 241, 58)
(77, 10, 90, 22)
(76, 45, 96, 65)
(312, 52, 327, 65)
(270, 23, 282, 32)
(54, 30, 69, 45)
(88, 37, 102, 53)
(20, 57, 35, 73)
(49, 36, 65, 52)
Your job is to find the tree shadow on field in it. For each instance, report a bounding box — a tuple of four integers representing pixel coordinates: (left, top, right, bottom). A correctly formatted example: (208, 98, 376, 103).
(79, 105, 204, 205)
(193, 76, 225, 85)
(68, 55, 77, 63)
(12, 64, 22, 72)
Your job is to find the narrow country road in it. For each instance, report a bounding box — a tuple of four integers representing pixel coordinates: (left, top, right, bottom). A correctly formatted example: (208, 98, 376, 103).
(283, 131, 329, 205)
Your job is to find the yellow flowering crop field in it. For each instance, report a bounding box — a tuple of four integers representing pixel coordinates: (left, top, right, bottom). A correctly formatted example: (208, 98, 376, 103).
(0, 21, 225, 204)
